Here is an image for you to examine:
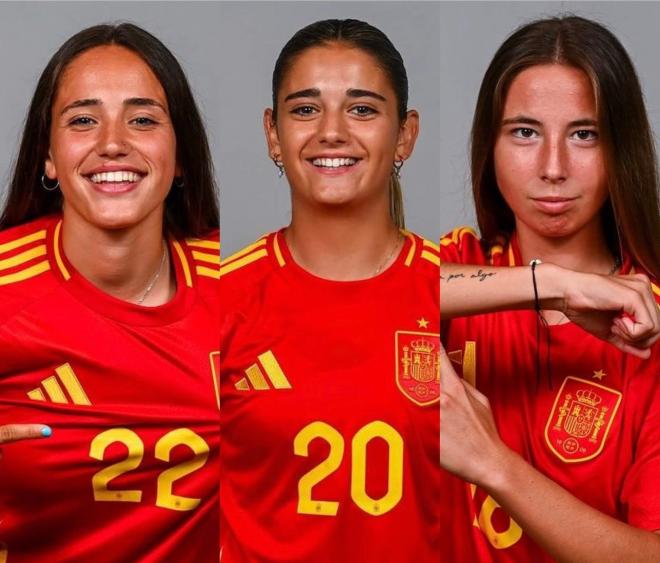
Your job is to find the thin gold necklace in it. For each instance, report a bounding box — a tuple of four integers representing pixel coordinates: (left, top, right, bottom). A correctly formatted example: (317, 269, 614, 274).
(136, 243, 167, 305)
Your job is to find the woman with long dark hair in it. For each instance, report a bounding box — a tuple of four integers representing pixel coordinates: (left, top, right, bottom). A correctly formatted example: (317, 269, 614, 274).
(440, 16, 660, 562)
(0, 23, 220, 561)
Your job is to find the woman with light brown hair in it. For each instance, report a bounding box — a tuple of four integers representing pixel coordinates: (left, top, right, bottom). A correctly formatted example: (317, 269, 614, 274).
(440, 15, 660, 562)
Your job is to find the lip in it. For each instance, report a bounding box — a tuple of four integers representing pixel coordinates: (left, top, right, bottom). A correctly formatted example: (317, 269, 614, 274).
(306, 155, 362, 176)
(83, 164, 146, 176)
(531, 196, 578, 214)
(83, 164, 147, 195)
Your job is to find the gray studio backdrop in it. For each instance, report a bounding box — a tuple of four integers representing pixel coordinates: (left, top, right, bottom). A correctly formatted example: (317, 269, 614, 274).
(437, 1, 660, 238)
(1, 2, 659, 257)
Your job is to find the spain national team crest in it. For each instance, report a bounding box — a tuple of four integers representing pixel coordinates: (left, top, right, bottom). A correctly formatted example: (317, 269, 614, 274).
(545, 376, 622, 463)
(395, 331, 440, 406)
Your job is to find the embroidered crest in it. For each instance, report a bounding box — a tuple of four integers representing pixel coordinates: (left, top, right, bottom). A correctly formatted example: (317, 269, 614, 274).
(395, 331, 440, 405)
(545, 376, 622, 463)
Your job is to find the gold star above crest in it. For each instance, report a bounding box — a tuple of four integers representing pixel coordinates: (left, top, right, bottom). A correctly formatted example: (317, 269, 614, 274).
(417, 318, 429, 329)
(592, 370, 606, 381)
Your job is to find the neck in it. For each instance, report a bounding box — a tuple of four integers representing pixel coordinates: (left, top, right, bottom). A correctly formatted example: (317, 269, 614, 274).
(515, 217, 617, 275)
(61, 208, 175, 306)
(287, 198, 400, 281)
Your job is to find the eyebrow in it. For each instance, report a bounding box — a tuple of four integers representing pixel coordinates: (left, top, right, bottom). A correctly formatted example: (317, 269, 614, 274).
(283, 88, 387, 103)
(60, 97, 166, 116)
(501, 115, 597, 127)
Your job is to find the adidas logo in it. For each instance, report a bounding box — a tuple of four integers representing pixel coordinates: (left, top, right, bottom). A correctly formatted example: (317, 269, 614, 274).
(27, 363, 91, 405)
(235, 351, 291, 391)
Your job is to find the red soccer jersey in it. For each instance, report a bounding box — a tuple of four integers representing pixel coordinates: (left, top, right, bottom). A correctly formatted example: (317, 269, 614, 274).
(0, 215, 220, 563)
(219, 230, 441, 562)
(440, 226, 660, 562)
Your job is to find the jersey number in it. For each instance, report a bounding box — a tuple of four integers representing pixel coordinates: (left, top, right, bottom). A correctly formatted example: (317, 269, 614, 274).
(470, 484, 522, 549)
(89, 428, 209, 511)
(294, 420, 403, 517)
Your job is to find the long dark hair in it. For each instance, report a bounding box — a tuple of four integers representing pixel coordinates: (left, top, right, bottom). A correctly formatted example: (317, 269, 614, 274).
(0, 23, 219, 238)
(471, 15, 659, 277)
(271, 18, 409, 229)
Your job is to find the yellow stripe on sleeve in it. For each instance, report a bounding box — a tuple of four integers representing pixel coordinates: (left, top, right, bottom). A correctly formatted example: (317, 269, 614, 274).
(220, 248, 268, 277)
(0, 261, 50, 286)
(221, 238, 267, 266)
(192, 250, 220, 265)
(196, 265, 221, 279)
(0, 245, 47, 271)
(421, 250, 440, 266)
(0, 229, 46, 255)
(186, 238, 220, 250)
(422, 239, 440, 254)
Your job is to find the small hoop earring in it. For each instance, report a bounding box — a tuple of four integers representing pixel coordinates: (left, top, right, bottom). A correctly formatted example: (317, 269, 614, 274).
(173, 176, 185, 188)
(271, 156, 285, 178)
(393, 160, 404, 179)
(41, 174, 59, 192)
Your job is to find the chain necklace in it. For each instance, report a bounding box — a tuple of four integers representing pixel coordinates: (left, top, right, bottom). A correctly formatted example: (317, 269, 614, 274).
(374, 232, 403, 276)
(136, 242, 167, 305)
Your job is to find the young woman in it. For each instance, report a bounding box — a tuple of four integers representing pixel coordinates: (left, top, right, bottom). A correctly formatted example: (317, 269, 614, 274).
(219, 19, 442, 562)
(0, 24, 220, 561)
(439, 16, 660, 562)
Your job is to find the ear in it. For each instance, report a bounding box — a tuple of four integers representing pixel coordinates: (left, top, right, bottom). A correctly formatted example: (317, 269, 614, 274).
(263, 108, 281, 160)
(44, 149, 57, 180)
(395, 109, 420, 162)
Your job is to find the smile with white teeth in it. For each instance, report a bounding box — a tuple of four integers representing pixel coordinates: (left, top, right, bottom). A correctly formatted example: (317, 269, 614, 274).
(312, 157, 357, 168)
(89, 171, 143, 184)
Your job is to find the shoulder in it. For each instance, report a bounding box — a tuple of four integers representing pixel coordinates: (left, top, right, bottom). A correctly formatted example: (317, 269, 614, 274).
(220, 232, 280, 303)
(404, 231, 440, 273)
(180, 229, 220, 283)
(0, 216, 60, 324)
(440, 225, 507, 265)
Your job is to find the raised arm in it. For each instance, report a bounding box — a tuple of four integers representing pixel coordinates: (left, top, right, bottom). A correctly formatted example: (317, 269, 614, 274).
(441, 263, 659, 357)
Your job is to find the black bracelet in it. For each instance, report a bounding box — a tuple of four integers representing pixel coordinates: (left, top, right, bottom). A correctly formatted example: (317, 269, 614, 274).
(530, 259, 542, 313)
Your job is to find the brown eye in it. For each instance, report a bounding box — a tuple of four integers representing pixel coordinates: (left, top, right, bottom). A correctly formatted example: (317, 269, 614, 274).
(512, 127, 537, 139)
(572, 129, 598, 141)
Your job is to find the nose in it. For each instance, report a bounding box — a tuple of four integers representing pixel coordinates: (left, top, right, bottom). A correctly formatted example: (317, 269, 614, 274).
(318, 109, 348, 145)
(540, 136, 567, 184)
(96, 120, 130, 158)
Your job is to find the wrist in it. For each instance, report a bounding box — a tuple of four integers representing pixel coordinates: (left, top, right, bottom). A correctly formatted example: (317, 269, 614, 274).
(478, 445, 523, 497)
(534, 263, 569, 312)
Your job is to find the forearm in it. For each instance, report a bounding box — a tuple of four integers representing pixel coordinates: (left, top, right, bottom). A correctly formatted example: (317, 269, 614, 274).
(441, 263, 566, 319)
(485, 449, 660, 563)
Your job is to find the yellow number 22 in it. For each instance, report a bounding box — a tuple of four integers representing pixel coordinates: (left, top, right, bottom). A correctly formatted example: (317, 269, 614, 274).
(89, 427, 209, 512)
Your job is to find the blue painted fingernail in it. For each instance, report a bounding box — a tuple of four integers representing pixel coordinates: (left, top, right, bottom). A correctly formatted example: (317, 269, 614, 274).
(41, 426, 52, 437)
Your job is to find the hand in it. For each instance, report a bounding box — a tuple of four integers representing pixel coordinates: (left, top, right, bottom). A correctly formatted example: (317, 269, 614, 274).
(557, 271, 660, 358)
(439, 347, 512, 488)
(0, 424, 51, 458)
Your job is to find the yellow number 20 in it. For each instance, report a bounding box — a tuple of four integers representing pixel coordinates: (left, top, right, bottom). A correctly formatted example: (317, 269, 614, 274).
(90, 427, 209, 512)
(294, 420, 403, 517)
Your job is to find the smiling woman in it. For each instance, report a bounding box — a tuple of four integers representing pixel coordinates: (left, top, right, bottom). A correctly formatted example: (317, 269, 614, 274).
(220, 19, 441, 562)
(0, 23, 220, 562)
